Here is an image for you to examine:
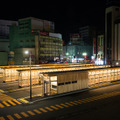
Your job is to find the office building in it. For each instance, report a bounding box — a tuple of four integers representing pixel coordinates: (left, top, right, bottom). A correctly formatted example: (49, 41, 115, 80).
(0, 20, 17, 65)
(105, 0, 120, 65)
(10, 17, 62, 65)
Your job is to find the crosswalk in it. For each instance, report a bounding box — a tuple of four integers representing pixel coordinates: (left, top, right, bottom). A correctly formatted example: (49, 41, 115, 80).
(0, 93, 22, 108)
(0, 91, 120, 120)
(0, 99, 22, 108)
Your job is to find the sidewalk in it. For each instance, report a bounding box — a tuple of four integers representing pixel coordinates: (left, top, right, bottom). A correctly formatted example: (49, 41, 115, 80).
(1, 77, 120, 104)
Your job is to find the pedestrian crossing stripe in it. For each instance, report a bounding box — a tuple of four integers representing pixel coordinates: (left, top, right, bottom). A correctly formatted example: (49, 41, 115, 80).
(27, 111, 35, 116)
(45, 107, 53, 111)
(14, 113, 22, 119)
(7, 115, 14, 120)
(0, 99, 22, 108)
(33, 109, 42, 114)
(1, 91, 120, 120)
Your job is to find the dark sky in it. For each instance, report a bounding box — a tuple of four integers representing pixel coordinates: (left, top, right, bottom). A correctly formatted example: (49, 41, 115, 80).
(0, 0, 107, 41)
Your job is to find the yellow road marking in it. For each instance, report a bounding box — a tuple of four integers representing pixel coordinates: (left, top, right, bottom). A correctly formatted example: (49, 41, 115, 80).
(0, 90, 4, 93)
(14, 113, 22, 119)
(7, 115, 15, 120)
(20, 112, 29, 117)
(70, 101, 78, 105)
(2, 101, 10, 107)
(8, 100, 16, 106)
(27, 111, 35, 116)
(0, 117, 5, 120)
(39, 108, 48, 113)
(60, 103, 69, 107)
(50, 106, 59, 110)
(45, 107, 53, 111)
(65, 102, 74, 106)
(19, 98, 29, 103)
(33, 109, 42, 114)
(55, 104, 64, 109)
(13, 99, 22, 104)
(0, 93, 14, 101)
(74, 100, 82, 104)
(0, 103, 4, 108)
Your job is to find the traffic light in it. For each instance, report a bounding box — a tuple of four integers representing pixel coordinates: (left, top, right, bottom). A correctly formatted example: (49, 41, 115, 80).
(84, 56, 87, 59)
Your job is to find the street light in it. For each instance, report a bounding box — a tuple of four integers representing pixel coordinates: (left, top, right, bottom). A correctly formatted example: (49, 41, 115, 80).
(25, 50, 32, 100)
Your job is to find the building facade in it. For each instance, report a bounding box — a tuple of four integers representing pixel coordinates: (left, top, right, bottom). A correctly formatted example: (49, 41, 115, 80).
(63, 45, 92, 63)
(0, 20, 18, 65)
(10, 17, 62, 64)
(105, 1, 120, 65)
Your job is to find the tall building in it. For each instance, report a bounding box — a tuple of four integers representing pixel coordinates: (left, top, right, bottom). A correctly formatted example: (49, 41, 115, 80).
(0, 20, 18, 65)
(10, 17, 62, 65)
(105, 0, 120, 65)
(79, 26, 96, 46)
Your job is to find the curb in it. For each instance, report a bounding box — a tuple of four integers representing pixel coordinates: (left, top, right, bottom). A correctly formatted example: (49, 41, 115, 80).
(18, 81, 120, 104)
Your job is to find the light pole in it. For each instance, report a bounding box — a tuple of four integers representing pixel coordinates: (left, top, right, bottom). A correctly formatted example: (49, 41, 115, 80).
(25, 51, 32, 100)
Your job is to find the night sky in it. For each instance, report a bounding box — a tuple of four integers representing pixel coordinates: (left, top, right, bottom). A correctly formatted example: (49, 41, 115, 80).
(0, 0, 107, 41)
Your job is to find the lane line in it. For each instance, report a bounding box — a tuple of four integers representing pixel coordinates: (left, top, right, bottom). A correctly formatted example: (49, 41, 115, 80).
(14, 113, 22, 119)
(33, 109, 42, 114)
(20, 112, 29, 117)
(7, 115, 15, 120)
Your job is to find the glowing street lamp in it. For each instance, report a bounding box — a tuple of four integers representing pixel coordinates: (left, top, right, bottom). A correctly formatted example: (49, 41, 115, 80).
(25, 50, 32, 100)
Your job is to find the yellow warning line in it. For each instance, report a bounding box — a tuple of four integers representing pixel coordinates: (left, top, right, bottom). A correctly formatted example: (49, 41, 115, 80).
(27, 111, 35, 116)
(45, 107, 53, 111)
(39, 108, 48, 113)
(2, 101, 10, 107)
(0, 116, 5, 120)
(0, 103, 4, 108)
(8, 100, 16, 106)
(14, 113, 22, 119)
(20, 112, 29, 117)
(7, 115, 14, 120)
(33, 109, 42, 114)
(18, 98, 29, 103)
(13, 99, 22, 104)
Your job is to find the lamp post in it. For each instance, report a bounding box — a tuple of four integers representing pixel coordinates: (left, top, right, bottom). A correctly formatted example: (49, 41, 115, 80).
(25, 51, 32, 100)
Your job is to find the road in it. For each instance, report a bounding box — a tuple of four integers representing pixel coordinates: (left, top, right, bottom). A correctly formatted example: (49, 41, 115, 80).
(1, 83, 120, 120)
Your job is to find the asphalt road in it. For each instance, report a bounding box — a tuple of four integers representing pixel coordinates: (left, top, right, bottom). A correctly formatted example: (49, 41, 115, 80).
(1, 83, 120, 120)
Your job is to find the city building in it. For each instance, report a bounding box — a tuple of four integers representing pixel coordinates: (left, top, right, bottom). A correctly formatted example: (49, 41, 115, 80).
(10, 17, 63, 65)
(105, 0, 120, 65)
(0, 20, 18, 65)
(63, 45, 92, 63)
(69, 33, 84, 45)
(79, 26, 96, 46)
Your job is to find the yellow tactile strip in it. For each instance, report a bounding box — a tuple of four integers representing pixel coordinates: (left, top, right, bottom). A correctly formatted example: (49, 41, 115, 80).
(1, 91, 120, 120)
